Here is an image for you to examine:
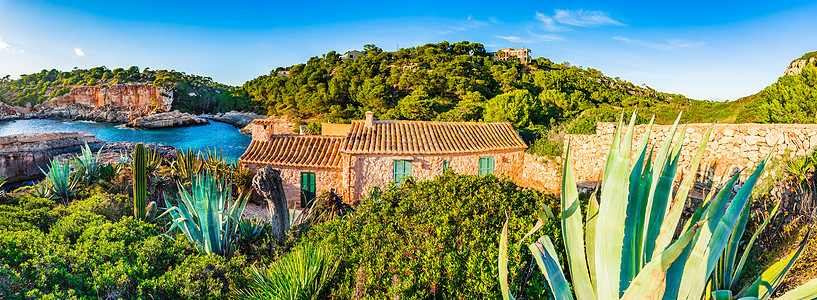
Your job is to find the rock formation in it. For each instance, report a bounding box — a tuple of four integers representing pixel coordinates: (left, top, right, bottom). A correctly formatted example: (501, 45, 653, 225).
(0, 102, 22, 121)
(0, 132, 104, 184)
(126, 110, 209, 129)
(23, 83, 176, 124)
(785, 57, 817, 76)
(199, 111, 268, 129)
(251, 166, 290, 242)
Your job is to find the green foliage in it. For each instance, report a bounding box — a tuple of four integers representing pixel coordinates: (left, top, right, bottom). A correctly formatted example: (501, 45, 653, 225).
(739, 64, 817, 123)
(39, 157, 78, 203)
(0, 189, 258, 300)
(298, 172, 560, 299)
(238, 244, 339, 299)
(163, 171, 249, 257)
(172, 148, 203, 183)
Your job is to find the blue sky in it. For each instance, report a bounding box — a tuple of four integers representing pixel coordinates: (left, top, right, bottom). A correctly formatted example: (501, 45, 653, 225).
(1, 0, 816, 100)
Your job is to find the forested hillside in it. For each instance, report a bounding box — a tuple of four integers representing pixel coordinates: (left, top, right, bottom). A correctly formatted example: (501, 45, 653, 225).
(0, 66, 254, 113)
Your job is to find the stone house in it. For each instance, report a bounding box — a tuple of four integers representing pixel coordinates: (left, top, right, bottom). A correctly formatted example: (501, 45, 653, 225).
(239, 112, 528, 208)
(489, 47, 532, 64)
(340, 50, 365, 60)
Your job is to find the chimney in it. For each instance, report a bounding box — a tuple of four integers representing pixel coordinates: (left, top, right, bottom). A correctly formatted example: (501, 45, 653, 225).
(365, 111, 375, 127)
(299, 125, 306, 135)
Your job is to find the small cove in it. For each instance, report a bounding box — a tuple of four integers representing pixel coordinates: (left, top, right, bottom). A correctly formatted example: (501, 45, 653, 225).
(0, 119, 251, 162)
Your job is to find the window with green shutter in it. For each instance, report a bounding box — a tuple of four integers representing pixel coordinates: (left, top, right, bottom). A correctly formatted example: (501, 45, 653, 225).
(478, 156, 495, 176)
(393, 160, 412, 185)
(443, 160, 450, 173)
(300, 172, 316, 208)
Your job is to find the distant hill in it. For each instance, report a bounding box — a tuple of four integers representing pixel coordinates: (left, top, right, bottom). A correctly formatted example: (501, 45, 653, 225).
(0, 66, 255, 114)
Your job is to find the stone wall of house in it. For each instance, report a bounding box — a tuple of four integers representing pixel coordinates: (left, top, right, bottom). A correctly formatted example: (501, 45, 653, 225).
(564, 123, 817, 189)
(343, 150, 525, 201)
(243, 162, 342, 209)
(249, 117, 298, 141)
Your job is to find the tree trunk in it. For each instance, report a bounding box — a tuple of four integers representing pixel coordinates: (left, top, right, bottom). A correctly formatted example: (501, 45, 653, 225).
(251, 166, 290, 242)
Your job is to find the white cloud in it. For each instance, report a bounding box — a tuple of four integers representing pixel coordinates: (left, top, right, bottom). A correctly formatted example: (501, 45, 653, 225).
(74, 48, 85, 56)
(535, 9, 623, 31)
(440, 16, 491, 34)
(496, 33, 564, 44)
(613, 36, 705, 50)
(0, 39, 8, 50)
(496, 36, 536, 44)
(553, 9, 623, 27)
(535, 12, 563, 32)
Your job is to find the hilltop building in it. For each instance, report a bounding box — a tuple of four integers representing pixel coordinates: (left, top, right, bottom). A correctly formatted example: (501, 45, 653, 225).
(340, 50, 365, 60)
(276, 70, 290, 77)
(239, 111, 527, 208)
(489, 47, 532, 64)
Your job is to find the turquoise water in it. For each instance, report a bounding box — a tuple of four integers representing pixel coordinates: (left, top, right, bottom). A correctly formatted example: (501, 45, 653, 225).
(0, 119, 251, 162)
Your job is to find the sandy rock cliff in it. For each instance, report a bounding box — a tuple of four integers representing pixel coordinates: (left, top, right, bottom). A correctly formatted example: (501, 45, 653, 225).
(24, 83, 173, 123)
(785, 57, 817, 76)
(0, 132, 104, 184)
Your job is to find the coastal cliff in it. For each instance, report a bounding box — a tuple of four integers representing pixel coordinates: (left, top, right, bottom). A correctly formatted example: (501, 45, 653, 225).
(23, 83, 172, 123)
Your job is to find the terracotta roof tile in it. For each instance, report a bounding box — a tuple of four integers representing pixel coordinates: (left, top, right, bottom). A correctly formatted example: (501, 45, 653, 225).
(341, 120, 527, 154)
(239, 135, 343, 169)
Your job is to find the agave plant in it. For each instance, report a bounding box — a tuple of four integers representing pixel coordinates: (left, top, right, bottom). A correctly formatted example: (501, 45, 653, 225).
(71, 143, 103, 185)
(39, 157, 78, 203)
(171, 148, 203, 183)
(161, 171, 249, 257)
(238, 244, 340, 300)
(26, 182, 51, 199)
(499, 111, 817, 300)
(0, 177, 6, 189)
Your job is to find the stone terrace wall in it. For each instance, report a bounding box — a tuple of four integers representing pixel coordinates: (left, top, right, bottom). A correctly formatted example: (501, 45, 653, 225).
(0, 132, 104, 183)
(565, 123, 817, 188)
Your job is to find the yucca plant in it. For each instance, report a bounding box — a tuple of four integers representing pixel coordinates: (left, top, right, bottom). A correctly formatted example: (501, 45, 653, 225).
(171, 147, 203, 183)
(39, 157, 78, 203)
(499, 111, 817, 300)
(70, 143, 103, 185)
(0, 177, 6, 189)
(161, 171, 249, 257)
(202, 147, 230, 176)
(238, 244, 340, 300)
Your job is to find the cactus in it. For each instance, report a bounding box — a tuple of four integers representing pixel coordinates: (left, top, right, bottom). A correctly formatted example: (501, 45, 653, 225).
(133, 143, 147, 220)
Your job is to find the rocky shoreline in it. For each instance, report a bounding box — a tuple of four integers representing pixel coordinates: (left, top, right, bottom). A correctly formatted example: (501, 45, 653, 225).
(0, 131, 180, 185)
(199, 111, 268, 134)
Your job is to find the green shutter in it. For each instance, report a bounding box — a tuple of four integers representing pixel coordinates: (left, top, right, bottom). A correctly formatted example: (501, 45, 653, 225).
(393, 160, 412, 185)
(479, 156, 495, 176)
(300, 172, 316, 207)
(443, 160, 450, 173)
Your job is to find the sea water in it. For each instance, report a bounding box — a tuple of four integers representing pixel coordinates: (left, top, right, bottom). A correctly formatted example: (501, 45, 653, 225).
(0, 119, 251, 162)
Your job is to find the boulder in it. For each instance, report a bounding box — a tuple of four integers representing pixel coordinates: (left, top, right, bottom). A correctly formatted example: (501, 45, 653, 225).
(0, 102, 22, 121)
(0, 131, 104, 184)
(126, 110, 209, 129)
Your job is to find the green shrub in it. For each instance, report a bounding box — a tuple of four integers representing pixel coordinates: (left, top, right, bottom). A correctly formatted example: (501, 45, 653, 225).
(298, 173, 560, 299)
(139, 254, 249, 299)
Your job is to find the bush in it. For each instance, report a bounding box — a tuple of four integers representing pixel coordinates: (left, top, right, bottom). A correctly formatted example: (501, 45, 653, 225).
(298, 173, 561, 299)
(139, 254, 250, 299)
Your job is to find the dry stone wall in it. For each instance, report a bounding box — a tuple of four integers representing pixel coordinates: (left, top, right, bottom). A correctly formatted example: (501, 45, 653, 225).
(565, 123, 817, 189)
